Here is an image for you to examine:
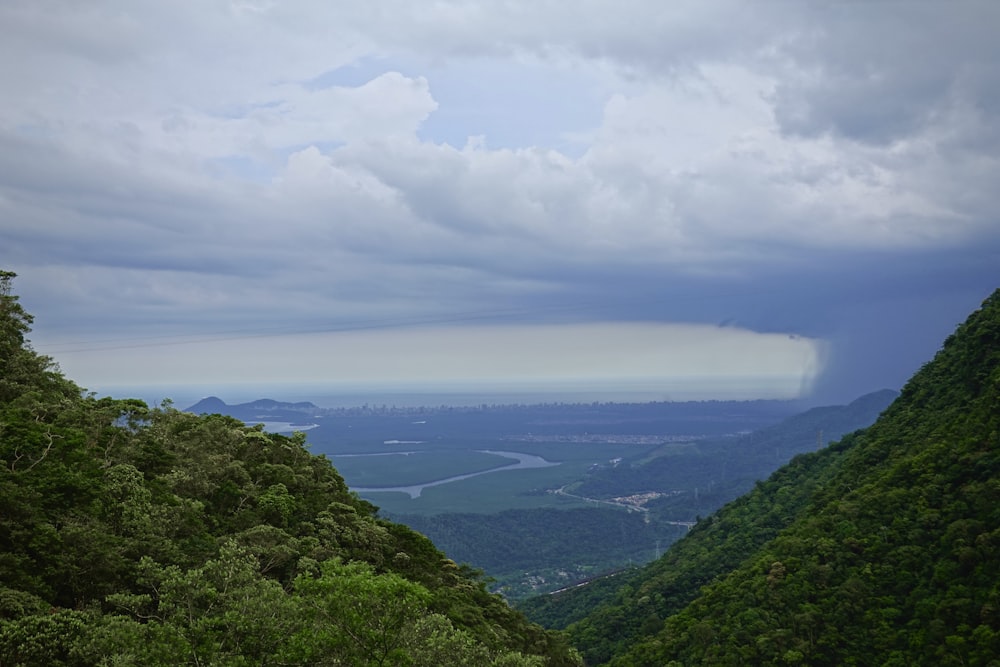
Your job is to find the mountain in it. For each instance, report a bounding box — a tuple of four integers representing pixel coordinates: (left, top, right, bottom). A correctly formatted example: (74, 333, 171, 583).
(556, 289, 1000, 665)
(185, 396, 321, 422)
(0, 271, 579, 666)
(185, 395, 228, 413)
(515, 388, 896, 622)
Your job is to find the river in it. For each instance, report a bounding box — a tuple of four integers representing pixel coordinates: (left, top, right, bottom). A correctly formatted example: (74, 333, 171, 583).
(351, 450, 559, 498)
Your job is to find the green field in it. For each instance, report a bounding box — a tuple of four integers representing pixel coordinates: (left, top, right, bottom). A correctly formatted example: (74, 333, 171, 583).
(349, 440, 663, 515)
(330, 449, 512, 487)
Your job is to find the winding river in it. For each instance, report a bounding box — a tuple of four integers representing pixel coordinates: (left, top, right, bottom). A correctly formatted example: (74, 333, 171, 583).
(351, 450, 559, 498)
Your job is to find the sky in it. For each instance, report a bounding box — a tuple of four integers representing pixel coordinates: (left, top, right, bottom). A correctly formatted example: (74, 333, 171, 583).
(2, 1, 998, 406)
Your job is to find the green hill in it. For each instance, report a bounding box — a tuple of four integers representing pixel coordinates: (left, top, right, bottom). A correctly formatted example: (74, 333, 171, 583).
(0, 270, 580, 666)
(559, 289, 1000, 665)
(515, 389, 895, 626)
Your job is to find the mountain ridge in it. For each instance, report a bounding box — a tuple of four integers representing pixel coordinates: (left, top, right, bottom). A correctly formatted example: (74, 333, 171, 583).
(186, 395, 321, 414)
(559, 289, 1000, 665)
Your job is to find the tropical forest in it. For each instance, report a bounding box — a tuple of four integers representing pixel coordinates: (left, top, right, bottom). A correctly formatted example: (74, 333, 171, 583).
(0, 269, 578, 665)
(2, 269, 1000, 665)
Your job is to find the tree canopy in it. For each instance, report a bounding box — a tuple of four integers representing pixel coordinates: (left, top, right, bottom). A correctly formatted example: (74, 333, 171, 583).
(0, 271, 581, 666)
(557, 289, 1000, 665)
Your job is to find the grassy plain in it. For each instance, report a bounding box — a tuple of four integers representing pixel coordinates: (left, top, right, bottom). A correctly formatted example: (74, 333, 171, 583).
(353, 441, 663, 515)
(363, 460, 588, 515)
(329, 449, 512, 487)
(283, 400, 805, 517)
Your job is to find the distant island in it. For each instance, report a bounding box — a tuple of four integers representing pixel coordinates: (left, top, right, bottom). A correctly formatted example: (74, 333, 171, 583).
(186, 396, 321, 421)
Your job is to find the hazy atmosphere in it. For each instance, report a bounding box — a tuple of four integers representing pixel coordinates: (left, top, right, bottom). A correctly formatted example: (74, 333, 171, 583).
(3, 1, 998, 405)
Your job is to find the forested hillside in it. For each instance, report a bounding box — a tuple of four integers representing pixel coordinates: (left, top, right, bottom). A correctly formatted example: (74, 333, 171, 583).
(523, 435, 855, 662)
(0, 270, 580, 666)
(557, 289, 1000, 665)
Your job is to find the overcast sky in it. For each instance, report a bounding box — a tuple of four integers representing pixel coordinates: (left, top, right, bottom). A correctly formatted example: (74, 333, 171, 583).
(3, 1, 998, 405)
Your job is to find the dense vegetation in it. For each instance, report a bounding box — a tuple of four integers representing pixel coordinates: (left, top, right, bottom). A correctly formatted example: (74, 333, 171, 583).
(539, 289, 1000, 665)
(0, 270, 580, 666)
(396, 508, 689, 599)
(520, 437, 854, 660)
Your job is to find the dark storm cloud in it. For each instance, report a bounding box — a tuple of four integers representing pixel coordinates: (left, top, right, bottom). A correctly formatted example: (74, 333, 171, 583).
(1, 1, 997, 400)
(765, 4, 1000, 146)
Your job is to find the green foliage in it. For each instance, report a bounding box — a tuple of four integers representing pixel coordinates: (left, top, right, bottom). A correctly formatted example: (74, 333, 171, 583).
(0, 272, 580, 666)
(516, 391, 895, 636)
(548, 441, 850, 663)
(400, 507, 687, 599)
(563, 289, 1000, 665)
(287, 558, 432, 665)
(0, 608, 92, 666)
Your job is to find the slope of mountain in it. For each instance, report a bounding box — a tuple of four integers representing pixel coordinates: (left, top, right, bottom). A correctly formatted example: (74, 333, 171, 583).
(515, 389, 896, 621)
(523, 434, 855, 662)
(0, 271, 579, 666)
(562, 289, 1000, 665)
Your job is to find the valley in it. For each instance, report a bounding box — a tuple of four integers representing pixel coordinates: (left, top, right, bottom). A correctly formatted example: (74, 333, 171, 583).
(5, 270, 998, 666)
(189, 391, 896, 598)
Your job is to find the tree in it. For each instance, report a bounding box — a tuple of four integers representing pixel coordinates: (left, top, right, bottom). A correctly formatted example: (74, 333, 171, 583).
(288, 558, 432, 666)
(0, 271, 76, 404)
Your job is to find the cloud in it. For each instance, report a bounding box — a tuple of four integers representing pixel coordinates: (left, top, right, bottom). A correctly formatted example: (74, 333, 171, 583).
(2, 1, 998, 402)
(52, 322, 825, 402)
(767, 4, 1000, 144)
